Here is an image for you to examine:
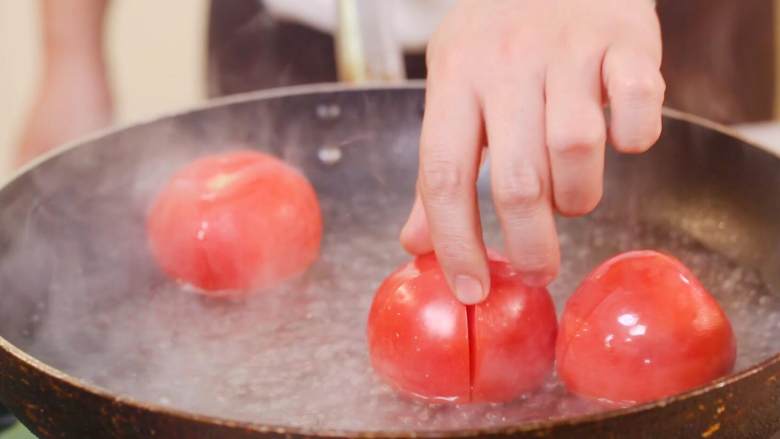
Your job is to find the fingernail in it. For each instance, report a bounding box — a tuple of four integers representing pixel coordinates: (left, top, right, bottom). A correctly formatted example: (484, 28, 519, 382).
(524, 272, 553, 287)
(454, 275, 484, 304)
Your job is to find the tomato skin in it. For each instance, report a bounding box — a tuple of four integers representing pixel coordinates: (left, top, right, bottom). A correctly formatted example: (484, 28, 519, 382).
(147, 150, 322, 293)
(367, 254, 471, 402)
(367, 253, 557, 403)
(556, 250, 736, 404)
(471, 261, 558, 402)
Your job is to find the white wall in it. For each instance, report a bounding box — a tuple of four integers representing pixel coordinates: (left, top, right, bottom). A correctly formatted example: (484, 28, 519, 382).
(0, 1, 40, 176)
(0, 0, 208, 177)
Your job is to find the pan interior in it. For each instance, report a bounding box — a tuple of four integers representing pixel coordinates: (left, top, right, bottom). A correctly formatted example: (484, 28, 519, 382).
(0, 88, 778, 432)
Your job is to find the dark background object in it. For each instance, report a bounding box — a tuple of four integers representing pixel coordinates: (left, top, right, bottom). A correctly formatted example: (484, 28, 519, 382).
(0, 405, 14, 433)
(657, 0, 776, 123)
(207, 0, 776, 124)
(205, 0, 426, 96)
(0, 85, 778, 438)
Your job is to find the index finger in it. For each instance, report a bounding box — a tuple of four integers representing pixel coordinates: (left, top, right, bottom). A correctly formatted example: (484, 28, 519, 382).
(417, 78, 490, 305)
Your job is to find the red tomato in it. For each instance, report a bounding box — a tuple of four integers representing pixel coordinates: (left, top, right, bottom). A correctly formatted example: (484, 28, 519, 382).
(147, 150, 322, 293)
(367, 253, 558, 403)
(556, 250, 736, 404)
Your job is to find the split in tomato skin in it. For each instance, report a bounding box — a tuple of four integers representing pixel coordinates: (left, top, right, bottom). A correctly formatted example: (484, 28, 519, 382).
(367, 253, 558, 403)
(470, 259, 558, 402)
(147, 150, 322, 293)
(556, 250, 737, 405)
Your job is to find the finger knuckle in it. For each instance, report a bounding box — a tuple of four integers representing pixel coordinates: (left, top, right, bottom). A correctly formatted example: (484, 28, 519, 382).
(436, 240, 477, 265)
(555, 28, 603, 57)
(611, 71, 665, 104)
(493, 165, 544, 216)
(495, 33, 538, 64)
(426, 42, 466, 77)
(548, 124, 605, 157)
(421, 159, 464, 200)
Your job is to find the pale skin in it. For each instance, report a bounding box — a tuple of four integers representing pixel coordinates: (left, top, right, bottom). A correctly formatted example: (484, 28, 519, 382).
(19, 0, 664, 303)
(400, 0, 664, 304)
(16, 0, 112, 167)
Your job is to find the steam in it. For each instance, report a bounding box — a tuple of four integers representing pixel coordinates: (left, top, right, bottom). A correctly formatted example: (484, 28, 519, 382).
(0, 95, 777, 433)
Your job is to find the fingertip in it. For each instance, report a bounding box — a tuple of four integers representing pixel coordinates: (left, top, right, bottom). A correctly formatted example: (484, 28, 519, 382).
(522, 271, 556, 288)
(400, 195, 434, 255)
(555, 186, 602, 217)
(520, 259, 558, 287)
(609, 113, 662, 154)
(400, 225, 433, 255)
(507, 244, 560, 288)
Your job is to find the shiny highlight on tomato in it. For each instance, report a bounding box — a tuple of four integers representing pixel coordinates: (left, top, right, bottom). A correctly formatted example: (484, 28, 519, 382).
(556, 250, 736, 404)
(147, 150, 322, 293)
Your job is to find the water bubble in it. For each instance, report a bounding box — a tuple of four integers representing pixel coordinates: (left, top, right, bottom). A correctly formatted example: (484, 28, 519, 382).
(317, 146, 343, 165)
(15, 194, 779, 432)
(315, 104, 341, 120)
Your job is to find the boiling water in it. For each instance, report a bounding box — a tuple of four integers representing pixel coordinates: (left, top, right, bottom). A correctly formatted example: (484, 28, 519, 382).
(17, 196, 780, 432)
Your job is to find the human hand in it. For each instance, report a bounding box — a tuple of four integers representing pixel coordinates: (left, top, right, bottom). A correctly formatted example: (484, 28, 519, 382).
(401, 0, 664, 304)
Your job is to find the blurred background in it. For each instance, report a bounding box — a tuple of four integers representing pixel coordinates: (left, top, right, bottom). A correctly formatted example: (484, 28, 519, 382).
(2, 0, 780, 180)
(0, 0, 208, 177)
(1, 2, 205, 434)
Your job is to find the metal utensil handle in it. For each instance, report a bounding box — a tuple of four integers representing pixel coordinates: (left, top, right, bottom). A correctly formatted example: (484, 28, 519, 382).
(336, 0, 406, 83)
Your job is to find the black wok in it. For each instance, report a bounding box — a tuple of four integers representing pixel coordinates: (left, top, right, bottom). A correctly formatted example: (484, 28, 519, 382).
(0, 84, 778, 438)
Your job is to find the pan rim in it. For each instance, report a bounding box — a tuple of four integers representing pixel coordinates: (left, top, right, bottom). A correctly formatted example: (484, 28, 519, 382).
(0, 81, 778, 438)
(5, 81, 778, 191)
